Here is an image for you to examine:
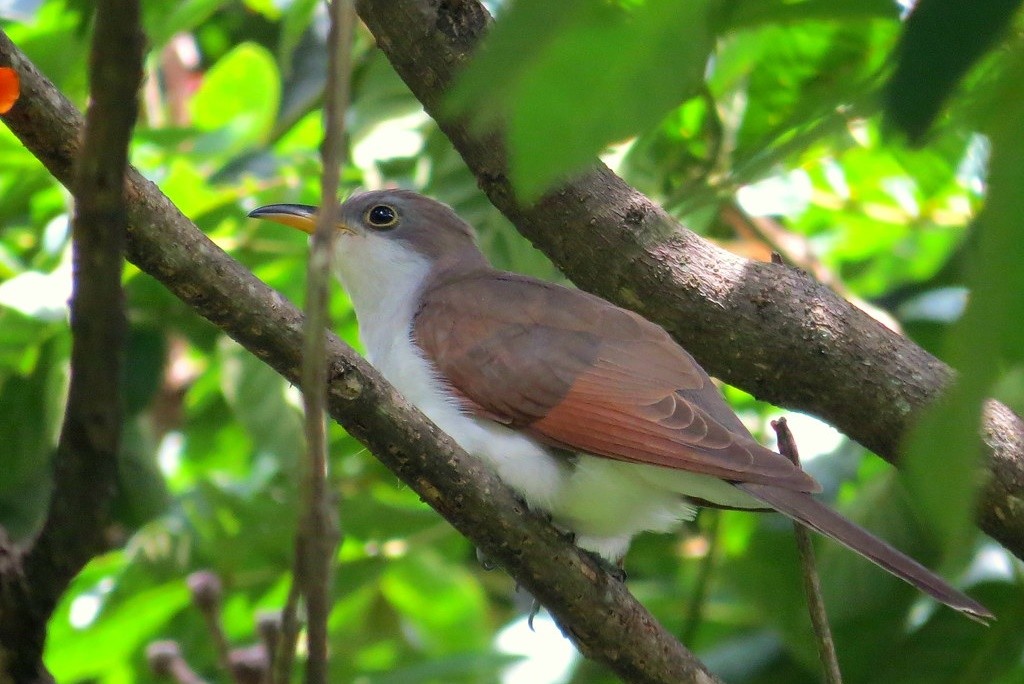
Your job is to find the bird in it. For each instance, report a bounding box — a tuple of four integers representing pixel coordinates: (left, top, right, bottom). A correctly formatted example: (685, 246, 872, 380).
(249, 189, 992, 623)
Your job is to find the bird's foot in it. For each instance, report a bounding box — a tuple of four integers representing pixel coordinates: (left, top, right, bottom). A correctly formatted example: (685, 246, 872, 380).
(583, 549, 627, 581)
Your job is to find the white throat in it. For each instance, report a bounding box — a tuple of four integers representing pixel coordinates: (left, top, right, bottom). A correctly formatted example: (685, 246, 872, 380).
(333, 232, 431, 365)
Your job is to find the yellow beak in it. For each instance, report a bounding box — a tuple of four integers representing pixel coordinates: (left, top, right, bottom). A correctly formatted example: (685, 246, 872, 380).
(248, 204, 319, 234)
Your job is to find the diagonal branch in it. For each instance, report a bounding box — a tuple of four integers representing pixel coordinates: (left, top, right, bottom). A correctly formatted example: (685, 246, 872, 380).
(0, 31, 722, 684)
(353, 0, 1024, 559)
(0, 1, 142, 680)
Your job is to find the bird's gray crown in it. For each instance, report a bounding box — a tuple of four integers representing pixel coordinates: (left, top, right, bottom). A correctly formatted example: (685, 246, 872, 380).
(340, 189, 486, 269)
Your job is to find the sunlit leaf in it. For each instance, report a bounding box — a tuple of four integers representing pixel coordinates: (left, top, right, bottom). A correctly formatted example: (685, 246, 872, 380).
(449, 0, 714, 200)
(190, 42, 280, 150)
(45, 582, 191, 681)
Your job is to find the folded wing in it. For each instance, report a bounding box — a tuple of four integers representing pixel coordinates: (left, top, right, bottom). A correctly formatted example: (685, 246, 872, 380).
(414, 270, 817, 492)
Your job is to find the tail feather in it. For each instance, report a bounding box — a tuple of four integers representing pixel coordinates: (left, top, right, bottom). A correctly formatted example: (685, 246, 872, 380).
(736, 482, 994, 624)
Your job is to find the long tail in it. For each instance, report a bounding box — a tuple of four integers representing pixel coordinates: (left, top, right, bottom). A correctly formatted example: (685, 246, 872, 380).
(736, 482, 993, 624)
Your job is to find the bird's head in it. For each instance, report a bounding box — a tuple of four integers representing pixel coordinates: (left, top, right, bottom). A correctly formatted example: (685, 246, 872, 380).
(249, 189, 485, 265)
(249, 189, 491, 318)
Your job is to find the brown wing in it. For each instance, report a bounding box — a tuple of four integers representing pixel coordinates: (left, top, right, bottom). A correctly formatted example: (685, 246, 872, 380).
(414, 270, 818, 492)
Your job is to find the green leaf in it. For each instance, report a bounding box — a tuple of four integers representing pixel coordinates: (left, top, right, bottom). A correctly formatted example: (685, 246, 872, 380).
(278, 0, 319, 76)
(725, 0, 899, 28)
(143, 0, 229, 49)
(218, 339, 304, 474)
(871, 582, 1024, 683)
(122, 325, 168, 417)
(113, 418, 172, 531)
(160, 157, 244, 217)
(190, 42, 281, 151)
(724, 21, 892, 160)
(448, 0, 714, 200)
(242, 0, 281, 20)
(45, 580, 191, 681)
(903, 54, 1024, 555)
(379, 551, 490, 654)
(0, 308, 57, 375)
(884, 0, 1024, 142)
(0, 336, 68, 540)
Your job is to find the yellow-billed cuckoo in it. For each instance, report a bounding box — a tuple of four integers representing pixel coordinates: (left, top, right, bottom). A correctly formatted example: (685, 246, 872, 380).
(250, 189, 991, 622)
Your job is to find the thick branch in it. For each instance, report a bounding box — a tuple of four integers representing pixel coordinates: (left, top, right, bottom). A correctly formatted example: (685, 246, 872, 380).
(0, 2, 140, 680)
(353, 0, 1024, 558)
(0, 31, 721, 684)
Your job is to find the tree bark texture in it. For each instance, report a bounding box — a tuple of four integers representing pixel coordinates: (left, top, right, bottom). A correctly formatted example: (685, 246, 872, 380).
(353, 0, 1024, 558)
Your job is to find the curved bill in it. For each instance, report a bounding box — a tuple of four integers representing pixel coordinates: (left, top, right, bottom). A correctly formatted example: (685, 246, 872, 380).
(248, 204, 319, 234)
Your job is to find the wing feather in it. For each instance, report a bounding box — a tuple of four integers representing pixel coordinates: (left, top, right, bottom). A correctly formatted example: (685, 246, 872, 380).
(414, 270, 818, 492)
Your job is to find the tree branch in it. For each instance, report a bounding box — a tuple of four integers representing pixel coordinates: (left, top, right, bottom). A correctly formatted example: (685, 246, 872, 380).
(0, 2, 141, 679)
(772, 418, 842, 684)
(353, 0, 1024, 559)
(0, 31, 722, 684)
(286, 1, 354, 681)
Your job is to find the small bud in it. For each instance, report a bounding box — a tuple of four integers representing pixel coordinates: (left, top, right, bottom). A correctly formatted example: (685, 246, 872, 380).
(229, 644, 269, 684)
(146, 640, 182, 676)
(145, 640, 203, 682)
(187, 570, 222, 612)
(256, 610, 281, 657)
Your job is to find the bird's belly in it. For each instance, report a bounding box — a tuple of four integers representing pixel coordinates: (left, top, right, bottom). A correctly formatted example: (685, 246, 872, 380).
(549, 458, 764, 561)
(550, 456, 695, 560)
(368, 332, 571, 511)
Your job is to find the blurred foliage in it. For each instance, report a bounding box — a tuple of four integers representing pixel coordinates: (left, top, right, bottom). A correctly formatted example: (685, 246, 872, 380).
(884, 0, 1024, 141)
(1, 0, 1023, 682)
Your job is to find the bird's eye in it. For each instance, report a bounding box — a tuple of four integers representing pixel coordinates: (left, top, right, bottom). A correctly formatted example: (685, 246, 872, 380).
(365, 204, 398, 229)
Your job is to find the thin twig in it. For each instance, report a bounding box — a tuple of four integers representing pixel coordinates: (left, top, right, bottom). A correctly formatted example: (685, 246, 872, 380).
(680, 510, 720, 645)
(285, 2, 356, 683)
(272, 578, 302, 684)
(257, 612, 281, 684)
(186, 571, 241, 683)
(771, 417, 843, 684)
